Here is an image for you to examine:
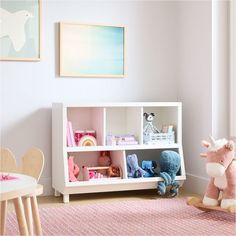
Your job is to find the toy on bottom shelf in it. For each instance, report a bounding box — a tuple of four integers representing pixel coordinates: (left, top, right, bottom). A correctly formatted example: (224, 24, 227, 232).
(141, 160, 158, 177)
(68, 156, 80, 182)
(127, 154, 148, 178)
(89, 170, 104, 179)
(98, 151, 112, 166)
(187, 137, 236, 214)
(83, 166, 121, 180)
(157, 150, 181, 197)
(83, 166, 105, 180)
(107, 166, 121, 177)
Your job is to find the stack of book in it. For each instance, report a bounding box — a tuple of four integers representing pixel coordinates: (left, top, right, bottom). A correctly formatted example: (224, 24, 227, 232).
(107, 134, 138, 146)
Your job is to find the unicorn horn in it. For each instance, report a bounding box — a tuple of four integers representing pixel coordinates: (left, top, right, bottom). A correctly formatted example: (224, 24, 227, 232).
(209, 135, 216, 145)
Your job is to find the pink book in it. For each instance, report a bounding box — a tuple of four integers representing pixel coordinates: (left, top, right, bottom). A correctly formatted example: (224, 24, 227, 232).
(67, 121, 76, 147)
(67, 122, 72, 147)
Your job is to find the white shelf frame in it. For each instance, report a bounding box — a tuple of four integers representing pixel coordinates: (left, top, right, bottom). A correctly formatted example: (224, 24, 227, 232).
(52, 102, 185, 203)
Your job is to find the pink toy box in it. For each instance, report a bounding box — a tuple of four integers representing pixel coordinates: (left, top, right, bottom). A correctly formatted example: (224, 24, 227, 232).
(82, 166, 122, 181)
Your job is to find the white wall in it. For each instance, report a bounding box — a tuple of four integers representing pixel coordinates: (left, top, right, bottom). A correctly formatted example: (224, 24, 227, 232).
(230, 1, 236, 140)
(177, 1, 231, 195)
(0, 0, 178, 195)
(212, 0, 229, 139)
(176, 1, 212, 194)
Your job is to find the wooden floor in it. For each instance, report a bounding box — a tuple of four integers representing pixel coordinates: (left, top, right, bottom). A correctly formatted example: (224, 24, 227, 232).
(7, 189, 199, 211)
(37, 188, 198, 208)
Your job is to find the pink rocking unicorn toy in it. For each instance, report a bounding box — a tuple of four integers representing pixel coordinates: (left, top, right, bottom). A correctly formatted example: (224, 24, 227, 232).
(187, 136, 236, 213)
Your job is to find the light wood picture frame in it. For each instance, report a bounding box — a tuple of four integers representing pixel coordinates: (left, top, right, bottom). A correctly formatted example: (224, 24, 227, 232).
(0, 0, 41, 61)
(59, 22, 125, 78)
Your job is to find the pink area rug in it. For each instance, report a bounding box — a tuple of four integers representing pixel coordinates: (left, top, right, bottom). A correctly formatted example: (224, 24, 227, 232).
(5, 198, 235, 236)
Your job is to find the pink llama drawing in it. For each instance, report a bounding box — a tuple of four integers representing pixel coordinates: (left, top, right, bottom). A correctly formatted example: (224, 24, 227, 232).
(201, 137, 236, 210)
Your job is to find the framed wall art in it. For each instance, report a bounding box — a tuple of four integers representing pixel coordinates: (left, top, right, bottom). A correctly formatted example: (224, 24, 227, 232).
(59, 22, 125, 78)
(0, 0, 41, 61)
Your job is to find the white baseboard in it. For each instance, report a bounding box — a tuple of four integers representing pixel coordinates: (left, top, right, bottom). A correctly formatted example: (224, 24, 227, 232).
(38, 177, 53, 196)
(183, 173, 208, 195)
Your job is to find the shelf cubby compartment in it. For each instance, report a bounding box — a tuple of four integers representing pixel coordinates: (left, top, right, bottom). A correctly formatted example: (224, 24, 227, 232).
(67, 107, 105, 146)
(125, 148, 183, 178)
(105, 107, 142, 145)
(66, 150, 127, 184)
(143, 106, 180, 144)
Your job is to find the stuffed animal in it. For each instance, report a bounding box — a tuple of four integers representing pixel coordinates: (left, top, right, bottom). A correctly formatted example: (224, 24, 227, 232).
(89, 170, 96, 179)
(107, 166, 121, 177)
(89, 170, 103, 179)
(143, 112, 160, 135)
(68, 156, 80, 182)
(98, 151, 112, 166)
(127, 154, 148, 178)
(201, 137, 236, 210)
(141, 160, 158, 177)
(157, 150, 181, 197)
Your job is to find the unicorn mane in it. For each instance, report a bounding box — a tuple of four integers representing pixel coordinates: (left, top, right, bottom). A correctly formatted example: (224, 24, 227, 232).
(209, 136, 228, 151)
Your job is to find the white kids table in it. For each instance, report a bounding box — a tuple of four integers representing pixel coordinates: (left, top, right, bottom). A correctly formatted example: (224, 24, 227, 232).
(0, 173, 41, 235)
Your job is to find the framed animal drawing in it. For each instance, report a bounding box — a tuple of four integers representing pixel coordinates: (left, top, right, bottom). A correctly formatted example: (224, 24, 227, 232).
(0, 0, 41, 61)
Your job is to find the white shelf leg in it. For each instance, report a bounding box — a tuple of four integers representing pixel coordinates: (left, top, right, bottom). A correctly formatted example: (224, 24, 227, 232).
(54, 189, 61, 197)
(63, 194, 70, 203)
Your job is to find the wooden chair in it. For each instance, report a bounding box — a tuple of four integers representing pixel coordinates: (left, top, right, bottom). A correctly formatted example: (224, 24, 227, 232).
(0, 148, 17, 173)
(19, 147, 44, 236)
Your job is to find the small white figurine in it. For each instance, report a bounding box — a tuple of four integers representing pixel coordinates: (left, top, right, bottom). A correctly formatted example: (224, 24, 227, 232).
(143, 113, 160, 135)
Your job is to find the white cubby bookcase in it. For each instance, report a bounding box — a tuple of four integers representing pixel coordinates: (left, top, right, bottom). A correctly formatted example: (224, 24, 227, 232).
(52, 102, 186, 203)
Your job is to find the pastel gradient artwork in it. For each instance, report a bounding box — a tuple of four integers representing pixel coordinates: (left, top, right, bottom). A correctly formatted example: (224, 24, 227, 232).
(60, 23, 125, 77)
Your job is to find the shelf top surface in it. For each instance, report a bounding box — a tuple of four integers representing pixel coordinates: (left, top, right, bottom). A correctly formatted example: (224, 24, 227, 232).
(66, 143, 179, 152)
(53, 102, 182, 108)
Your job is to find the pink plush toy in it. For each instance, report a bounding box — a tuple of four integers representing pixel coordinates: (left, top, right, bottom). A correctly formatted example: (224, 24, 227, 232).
(89, 170, 96, 179)
(68, 156, 80, 182)
(201, 137, 236, 211)
(98, 151, 112, 166)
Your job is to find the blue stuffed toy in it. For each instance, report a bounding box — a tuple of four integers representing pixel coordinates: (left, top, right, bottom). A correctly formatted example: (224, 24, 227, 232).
(157, 150, 181, 197)
(127, 154, 148, 178)
(141, 160, 158, 177)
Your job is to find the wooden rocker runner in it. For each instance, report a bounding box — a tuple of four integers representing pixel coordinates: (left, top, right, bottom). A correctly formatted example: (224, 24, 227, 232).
(187, 196, 236, 214)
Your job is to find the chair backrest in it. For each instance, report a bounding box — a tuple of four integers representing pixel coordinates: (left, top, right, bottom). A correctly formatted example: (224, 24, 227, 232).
(0, 148, 17, 173)
(19, 147, 44, 182)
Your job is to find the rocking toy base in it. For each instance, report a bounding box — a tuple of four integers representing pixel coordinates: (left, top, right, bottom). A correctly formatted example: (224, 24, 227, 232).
(187, 197, 236, 214)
